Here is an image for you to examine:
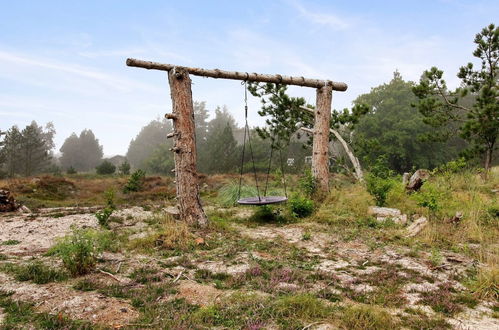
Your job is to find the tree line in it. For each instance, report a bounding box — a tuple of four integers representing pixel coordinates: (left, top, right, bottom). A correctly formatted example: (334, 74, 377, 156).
(1, 24, 496, 178)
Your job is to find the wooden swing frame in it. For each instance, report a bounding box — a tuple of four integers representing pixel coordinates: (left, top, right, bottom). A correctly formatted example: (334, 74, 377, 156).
(126, 58, 347, 226)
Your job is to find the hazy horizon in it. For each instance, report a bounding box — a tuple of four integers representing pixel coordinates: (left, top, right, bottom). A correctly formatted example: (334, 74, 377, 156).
(2, 0, 498, 155)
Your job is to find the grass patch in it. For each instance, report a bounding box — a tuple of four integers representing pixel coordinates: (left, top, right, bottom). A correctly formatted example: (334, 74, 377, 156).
(0, 240, 20, 246)
(0, 261, 68, 284)
(128, 214, 193, 252)
(340, 304, 396, 330)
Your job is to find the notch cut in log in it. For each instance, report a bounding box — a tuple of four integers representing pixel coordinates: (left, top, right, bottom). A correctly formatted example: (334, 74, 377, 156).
(127, 58, 348, 91)
(168, 67, 208, 227)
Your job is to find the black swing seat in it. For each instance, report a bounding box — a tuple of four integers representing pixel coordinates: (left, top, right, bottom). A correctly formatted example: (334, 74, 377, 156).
(237, 196, 288, 205)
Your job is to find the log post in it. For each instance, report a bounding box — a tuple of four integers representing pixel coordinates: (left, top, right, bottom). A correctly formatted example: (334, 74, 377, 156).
(312, 85, 333, 195)
(167, 67, 208, 227)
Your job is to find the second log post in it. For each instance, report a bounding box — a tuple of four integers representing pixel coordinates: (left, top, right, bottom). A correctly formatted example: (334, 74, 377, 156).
(168, 67, 208, 227)
(312, 84, 333, 196)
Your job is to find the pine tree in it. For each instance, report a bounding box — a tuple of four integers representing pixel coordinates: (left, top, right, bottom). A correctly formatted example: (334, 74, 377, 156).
(1, 126, 23, 177)
(413, 24, 499, 172)
(59, 129, 103, 171)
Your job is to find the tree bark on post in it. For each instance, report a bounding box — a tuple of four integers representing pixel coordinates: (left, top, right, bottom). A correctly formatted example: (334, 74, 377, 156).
(167, 67, 208, 227)
(312, 85, 333, 195)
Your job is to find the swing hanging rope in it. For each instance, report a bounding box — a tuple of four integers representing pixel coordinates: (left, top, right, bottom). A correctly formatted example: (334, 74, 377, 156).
(237, 80, 288, 206)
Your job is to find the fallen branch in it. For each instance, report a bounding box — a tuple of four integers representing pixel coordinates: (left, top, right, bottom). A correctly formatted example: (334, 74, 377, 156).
(97, 268, 121, 282)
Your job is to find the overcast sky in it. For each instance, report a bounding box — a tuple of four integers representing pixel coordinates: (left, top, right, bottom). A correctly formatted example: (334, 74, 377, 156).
(1, 0, 497, 156)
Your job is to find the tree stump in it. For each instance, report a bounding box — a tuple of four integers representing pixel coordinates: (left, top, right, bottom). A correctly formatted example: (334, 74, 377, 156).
(406, 169, 430, 192)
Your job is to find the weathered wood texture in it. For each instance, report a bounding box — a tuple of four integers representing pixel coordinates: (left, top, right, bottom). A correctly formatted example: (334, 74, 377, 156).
(168, 68, 208, 227)
(127, 58, 348, 91)
(312, 85, 333, 194)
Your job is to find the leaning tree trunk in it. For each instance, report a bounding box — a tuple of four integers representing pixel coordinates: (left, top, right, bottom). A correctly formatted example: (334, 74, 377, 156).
(330, 128, 364, 182)
(312, 85, 333, 195)
(167, 67, 208, 227)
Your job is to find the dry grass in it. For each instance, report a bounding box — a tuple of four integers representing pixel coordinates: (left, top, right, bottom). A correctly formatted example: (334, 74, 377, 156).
(128, 214, 194, 251)
(314, 183, 373, 224)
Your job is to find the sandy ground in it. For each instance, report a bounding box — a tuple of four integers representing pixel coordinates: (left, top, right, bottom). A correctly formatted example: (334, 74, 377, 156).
(0, 207, 497, 329)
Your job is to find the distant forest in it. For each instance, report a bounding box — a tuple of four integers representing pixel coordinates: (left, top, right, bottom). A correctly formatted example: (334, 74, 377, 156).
(0, 73, 495, 178)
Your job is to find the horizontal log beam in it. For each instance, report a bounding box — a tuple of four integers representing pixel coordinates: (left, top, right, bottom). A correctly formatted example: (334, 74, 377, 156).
(126, 58, 348, 91)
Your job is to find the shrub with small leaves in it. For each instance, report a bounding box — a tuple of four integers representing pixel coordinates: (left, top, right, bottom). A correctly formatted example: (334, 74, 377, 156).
(49, 228, 101, 276)
(119, 160, 131, 175)
(289, 195, 314, 218)
(123, 169, 146, 193)
(95, 189, 115, 227)
(298, 169, 317, 197)
(96, 160, 116, 175)
(412, 183, 443, 212)
(365, 157, 395, 206)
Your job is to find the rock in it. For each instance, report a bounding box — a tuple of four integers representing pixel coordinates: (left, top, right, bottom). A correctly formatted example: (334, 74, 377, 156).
(406, 169, 430, 192)
(368, 206, 408, 224)
(163, 206, 180, 219)
(406, 216, 428, 237)
(17, 205, 31, 214)
(402, 172, 411, 185)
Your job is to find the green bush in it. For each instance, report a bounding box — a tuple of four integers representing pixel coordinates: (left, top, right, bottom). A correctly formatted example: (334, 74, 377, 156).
(298, 169, 317, 197)
(289, 195, 314, 218)
(95, 160, 116, 175)
(412, 183, 443, 212)
(123, 169, 146, 193)
(365, 157, 395, 206)
(118, 160, 131, 175)
(49, 228, 101, 276)
(366, 174, 394, 207)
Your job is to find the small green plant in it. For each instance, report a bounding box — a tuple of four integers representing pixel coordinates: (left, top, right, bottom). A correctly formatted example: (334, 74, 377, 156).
(66, 166, 77, 174)
(49, 228, 101, 276)
(95, 189, 116, 227)
(302, 231, 312, 241)
(340, 304, 396, 329)
(366, 175, 394, 207)
(365, 157, 395, 207)
(298, 169, 317, 197)
(123, 169, 146, 193)
(289, 195, 314, 218)
(95, 160, 116, 175)
(412, 183, 442, 212)
(1, 240, 20, 246)
(429, 248, 443, 267)
(118, 159, 131, 175)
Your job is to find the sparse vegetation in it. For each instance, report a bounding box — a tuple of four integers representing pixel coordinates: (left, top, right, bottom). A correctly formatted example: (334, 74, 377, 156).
(49, 228, 102, 276)
(123, 169, 146, 193)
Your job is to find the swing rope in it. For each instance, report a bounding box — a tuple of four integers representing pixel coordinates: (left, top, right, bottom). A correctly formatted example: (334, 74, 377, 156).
(238, 81, 261, 201)
(237, 80, 288, 206)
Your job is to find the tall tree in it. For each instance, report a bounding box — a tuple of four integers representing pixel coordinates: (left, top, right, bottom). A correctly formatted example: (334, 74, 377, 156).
(127, 118, 173, 169)
(413, 24, 499, 172)
(205, 123, 238, 173)
(20, 122, 50, 176)
(353, 72, 464, 173)
(59, 129, 103, 171)
(1, 126, 23, 177)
